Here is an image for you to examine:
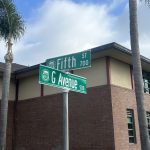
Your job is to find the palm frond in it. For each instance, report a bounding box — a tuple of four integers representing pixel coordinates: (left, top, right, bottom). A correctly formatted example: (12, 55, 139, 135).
(140, 0, 150, 7)
(0, 0, 25, 41)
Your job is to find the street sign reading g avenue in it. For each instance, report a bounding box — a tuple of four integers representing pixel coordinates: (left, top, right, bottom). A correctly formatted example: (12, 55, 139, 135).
(39, 65, 87, 94)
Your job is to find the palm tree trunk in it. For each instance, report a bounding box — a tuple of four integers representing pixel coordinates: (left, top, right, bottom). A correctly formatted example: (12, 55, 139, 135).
(129, 0, 150, 149)
(0, 39, 13, 150)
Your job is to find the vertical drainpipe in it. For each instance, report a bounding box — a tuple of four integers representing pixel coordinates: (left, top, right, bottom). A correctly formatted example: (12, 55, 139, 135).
(41, 84, 44, 97)
(12, 75, 19, 150)
(106, 56, 111, 85)
(130, 65, 134, 90)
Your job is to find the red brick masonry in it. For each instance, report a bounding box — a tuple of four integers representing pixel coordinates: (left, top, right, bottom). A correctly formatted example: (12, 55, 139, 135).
(14, 85, 115, 150)
(1, 85, 150, 150)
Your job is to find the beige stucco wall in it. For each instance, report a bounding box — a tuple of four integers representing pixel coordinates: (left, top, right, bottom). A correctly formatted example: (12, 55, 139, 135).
(110, 58, 132, 89)
(74, 58, 107, 88)
(0, 57, 133, 100)
(19, 75, 41, 100)
(0, 77, 16, 101)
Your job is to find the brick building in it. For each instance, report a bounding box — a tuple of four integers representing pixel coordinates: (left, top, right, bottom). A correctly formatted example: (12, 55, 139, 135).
(0, 42, 150, 150)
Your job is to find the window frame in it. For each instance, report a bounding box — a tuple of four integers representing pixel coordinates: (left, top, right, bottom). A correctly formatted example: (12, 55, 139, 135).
(127, 109, 136, 144)
(146, 111, 150, 140)
(143, 71, 150, 94)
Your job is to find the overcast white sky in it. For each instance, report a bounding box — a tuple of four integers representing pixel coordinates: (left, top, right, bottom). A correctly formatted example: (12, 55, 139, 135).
(0, 0, 150, 66)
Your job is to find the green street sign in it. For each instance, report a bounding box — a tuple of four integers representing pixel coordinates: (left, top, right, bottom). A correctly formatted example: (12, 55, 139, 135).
(46, 50, 91, 71)
(39, 65, 87, 94)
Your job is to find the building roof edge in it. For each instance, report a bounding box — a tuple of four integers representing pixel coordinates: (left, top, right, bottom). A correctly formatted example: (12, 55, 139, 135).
(13, 42, 150, 76)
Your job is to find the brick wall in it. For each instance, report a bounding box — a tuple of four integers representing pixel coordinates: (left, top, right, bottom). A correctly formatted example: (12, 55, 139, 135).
(2, 85, 148, 150)
(110, 85, 150, 150)
(69, 85, 114, 150)
(14, 85, 115, 150)
(144, 93, 150, 112)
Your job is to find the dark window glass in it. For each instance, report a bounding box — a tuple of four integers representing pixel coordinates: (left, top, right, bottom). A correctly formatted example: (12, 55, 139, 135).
(146, 112, 150, 139)
(143, 71, 150, 94)
(127, 109, 136, 143)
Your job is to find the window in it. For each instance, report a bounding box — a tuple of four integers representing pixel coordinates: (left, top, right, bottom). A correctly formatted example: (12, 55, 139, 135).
(143, 71, 150, 94)
(146, 112, 150, 139)
(127, 109, 136, 143)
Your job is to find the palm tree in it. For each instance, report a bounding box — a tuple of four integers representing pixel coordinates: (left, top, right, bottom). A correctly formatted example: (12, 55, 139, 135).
(0, 0, 25, 149)
(129, 0, 150, 149)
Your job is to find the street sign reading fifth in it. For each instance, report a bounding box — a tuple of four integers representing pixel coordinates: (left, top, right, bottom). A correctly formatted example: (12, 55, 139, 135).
(39, 65, 87, 94)
(46, 50, 91, 71)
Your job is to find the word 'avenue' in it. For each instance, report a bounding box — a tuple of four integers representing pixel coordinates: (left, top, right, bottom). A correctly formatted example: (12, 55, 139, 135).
(53, 71, 77, 90)
(39, 65, 87, 94)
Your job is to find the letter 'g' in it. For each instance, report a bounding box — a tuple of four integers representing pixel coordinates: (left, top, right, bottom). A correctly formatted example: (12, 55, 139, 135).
(52, 71, 56, 83)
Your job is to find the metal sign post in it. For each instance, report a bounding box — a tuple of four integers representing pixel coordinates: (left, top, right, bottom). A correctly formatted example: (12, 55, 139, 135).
(63, 89, 69, 150)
